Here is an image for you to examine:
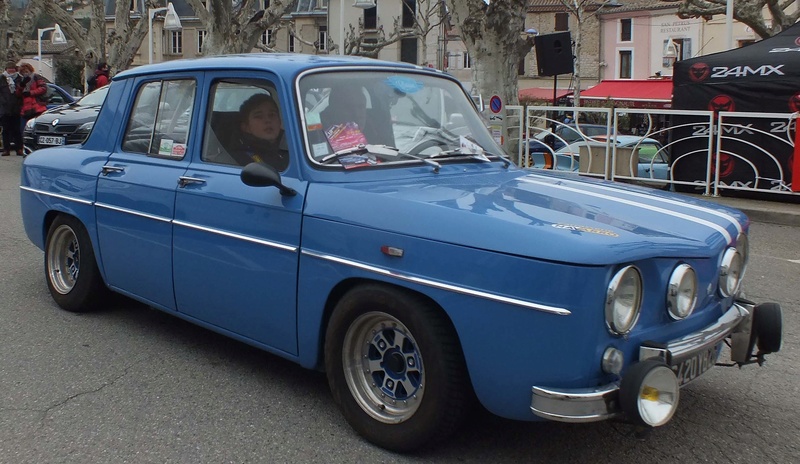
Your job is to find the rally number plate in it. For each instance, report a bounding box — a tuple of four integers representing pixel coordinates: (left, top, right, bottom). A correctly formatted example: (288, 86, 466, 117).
(38, 136, 65, 146)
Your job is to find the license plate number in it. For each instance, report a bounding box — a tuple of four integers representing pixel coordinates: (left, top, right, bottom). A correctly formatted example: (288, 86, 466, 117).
(672, 345, 718, 385)
(38, 136, 65, 146)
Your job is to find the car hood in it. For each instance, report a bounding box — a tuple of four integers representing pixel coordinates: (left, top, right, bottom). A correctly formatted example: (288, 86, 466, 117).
(35, 105, 101, 124)
(304, 170, 746, 265)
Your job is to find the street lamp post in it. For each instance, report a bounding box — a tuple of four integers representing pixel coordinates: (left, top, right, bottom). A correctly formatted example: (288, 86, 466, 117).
(37, 24, 67, 63)
(148, 2, 183, 64)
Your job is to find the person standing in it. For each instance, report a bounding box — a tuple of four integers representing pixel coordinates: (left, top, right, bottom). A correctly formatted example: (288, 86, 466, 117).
(0, 62, 23, 156)
(87, 62, 110, 92)
(16, 63, 48, 132)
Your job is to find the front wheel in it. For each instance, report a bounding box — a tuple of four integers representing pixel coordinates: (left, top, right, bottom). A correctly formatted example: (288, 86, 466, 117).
(44, 215, 108, 312)
(324, 284, 470, 452)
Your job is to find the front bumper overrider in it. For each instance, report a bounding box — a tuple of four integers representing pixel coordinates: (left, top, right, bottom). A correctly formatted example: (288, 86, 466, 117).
(530, 300, 777, 424)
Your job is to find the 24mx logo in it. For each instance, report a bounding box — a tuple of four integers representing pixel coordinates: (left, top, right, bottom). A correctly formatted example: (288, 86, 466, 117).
(709, 64, 785, 78)
(692, 124, 755, 136)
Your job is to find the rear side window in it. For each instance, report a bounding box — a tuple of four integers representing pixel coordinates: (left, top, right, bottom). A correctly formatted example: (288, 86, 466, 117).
(121, 79, 196, 158)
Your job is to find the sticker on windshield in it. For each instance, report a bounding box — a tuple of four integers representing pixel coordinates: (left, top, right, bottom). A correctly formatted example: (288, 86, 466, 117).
(459, 136, 485, 155)
(385, 76, 423, 94)
(306, 112, 322, 131)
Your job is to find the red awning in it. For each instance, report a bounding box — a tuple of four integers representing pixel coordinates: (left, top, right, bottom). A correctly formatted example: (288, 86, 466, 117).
(519, 87, 572, 103)
(578, 79, 673, 109)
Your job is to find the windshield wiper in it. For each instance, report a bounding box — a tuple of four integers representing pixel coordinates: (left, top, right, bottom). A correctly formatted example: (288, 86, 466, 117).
(429, 148, 512, 168)
(321, 144, 442, 172)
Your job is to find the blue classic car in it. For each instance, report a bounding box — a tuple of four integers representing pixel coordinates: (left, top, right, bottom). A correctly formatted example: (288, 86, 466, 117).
(19, 55, 782, 452)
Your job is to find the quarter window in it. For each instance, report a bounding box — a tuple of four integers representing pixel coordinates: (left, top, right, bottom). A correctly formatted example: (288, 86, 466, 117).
(121, 79, 196, 157)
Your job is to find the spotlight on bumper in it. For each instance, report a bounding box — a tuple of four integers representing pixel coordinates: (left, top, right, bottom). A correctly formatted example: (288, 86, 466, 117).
(620, 360, 680, 427)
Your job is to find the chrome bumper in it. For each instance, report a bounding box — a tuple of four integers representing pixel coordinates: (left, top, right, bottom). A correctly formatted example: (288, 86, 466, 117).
(531, 302, 753, 423)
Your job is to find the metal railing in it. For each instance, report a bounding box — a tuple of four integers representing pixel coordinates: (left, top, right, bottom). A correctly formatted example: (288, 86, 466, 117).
(514, 105, 799, 198)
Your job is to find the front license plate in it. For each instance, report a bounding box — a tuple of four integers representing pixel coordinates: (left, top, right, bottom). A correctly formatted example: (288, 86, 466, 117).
(671, 345, 719, 385)
(38, 136, 65, 146)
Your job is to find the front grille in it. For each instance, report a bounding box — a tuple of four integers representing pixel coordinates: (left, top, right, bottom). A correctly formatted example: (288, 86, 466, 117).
(33, 123, 80, 135)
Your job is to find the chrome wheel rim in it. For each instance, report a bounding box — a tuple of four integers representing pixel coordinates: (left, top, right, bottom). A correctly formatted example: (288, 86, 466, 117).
(47, 225, 80, 294)
(342, 311, 424, 423)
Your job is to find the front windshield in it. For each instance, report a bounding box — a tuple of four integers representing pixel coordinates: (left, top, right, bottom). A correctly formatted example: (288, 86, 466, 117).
(299, 70, 504, 168)
(77, 86, 109, 107)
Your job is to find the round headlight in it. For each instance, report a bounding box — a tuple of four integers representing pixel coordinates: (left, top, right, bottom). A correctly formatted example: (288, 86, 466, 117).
(667, 264, 697, 320)
(719, 247, 743, 297)
(605, 265, 642, 335)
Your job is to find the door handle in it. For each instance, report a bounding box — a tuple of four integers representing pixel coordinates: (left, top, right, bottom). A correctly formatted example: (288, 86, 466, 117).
(178, 176, 206, 187)
(101, 165, 124, 175)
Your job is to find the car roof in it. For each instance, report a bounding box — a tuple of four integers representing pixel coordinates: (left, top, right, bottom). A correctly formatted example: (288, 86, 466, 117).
(114, 54, 433, 82)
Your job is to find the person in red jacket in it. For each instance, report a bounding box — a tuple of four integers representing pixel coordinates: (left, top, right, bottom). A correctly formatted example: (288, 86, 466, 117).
(16, 63, 47, 122)
(88, 62, 110, 92)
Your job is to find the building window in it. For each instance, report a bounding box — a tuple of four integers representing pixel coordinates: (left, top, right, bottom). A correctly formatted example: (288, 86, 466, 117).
(262, 29, 274, 46)
(618, 50, 632, 78)
(318, 26, 328, 51)
(317, 0, 328, 8)
(169, 30, 182, 55)
(364, 2, 377, 30)
(402, 0, 416, 28)
(674, 38, 691, 59)
(518, 56, 526, 76)
(197, 30, 207, 54)
(620, 18, 632, 42)
(289, 34, 295, 53)
(400, 37, 417, 63)
(555, 12, 568, 31)
(462, 51, 472, 69)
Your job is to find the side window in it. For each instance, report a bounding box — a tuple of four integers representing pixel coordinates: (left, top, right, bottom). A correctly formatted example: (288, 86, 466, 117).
(201, 80, 289, 172)
(121, 79, 196, 157)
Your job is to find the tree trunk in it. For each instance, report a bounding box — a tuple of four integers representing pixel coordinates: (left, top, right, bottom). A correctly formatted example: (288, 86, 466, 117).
(447, 0, 533, 105)
(188, 0, 294, 55)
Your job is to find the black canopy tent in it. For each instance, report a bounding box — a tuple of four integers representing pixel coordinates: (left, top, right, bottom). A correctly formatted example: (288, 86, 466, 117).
(670, 23, 800, 193)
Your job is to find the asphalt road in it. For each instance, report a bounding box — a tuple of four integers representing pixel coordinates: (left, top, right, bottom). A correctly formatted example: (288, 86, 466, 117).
(1, 155, 798, 463)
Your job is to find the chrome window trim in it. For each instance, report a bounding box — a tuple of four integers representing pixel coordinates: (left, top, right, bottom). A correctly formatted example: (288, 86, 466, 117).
(19, 186, 94, 205)
(173, 220, 297, 252)
(95, 202, 171, 223)
(302, 248, 571, 316)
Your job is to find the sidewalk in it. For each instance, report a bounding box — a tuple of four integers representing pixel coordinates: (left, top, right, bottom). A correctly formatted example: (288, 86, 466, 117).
(679, 192, 800, 227)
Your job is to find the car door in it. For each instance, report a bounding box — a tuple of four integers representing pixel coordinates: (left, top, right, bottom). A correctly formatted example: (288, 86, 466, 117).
(94, 77, 197, 311)
(172, 75, 306, 354)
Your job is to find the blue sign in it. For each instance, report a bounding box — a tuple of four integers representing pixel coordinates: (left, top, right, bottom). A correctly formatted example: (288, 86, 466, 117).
(490, 95, 502, 113)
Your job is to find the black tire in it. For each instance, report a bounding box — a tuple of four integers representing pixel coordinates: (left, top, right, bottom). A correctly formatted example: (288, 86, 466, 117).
(324, 284, 469, 452)
(751, 303, 783, 354)
(44, 215, 108, 312)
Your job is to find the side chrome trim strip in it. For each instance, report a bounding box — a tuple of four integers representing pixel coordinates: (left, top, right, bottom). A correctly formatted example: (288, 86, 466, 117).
(173, 220, 297, 252)
(302, 249, 571, 316)
(520, 177, 733, 243)
(95, 202, 172, 223)
(20, 186, 94, 206)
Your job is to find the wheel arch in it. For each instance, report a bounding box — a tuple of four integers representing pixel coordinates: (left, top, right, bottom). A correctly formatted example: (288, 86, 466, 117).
(314, 278, 467, 375)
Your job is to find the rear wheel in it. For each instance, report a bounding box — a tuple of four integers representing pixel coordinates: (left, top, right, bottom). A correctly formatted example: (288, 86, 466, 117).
(45, 215, 108, 312)
(324, 284, 469, 452)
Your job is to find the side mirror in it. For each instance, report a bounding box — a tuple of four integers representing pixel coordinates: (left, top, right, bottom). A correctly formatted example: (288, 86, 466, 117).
(240, 162, 296, 196)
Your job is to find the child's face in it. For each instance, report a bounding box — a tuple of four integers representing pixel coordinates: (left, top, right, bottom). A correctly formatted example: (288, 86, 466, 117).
(241, 101, 282, 142)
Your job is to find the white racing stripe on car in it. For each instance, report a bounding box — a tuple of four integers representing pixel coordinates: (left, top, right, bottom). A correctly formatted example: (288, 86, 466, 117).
(519, 177, 733, 243)
(545, 176, 744, 236)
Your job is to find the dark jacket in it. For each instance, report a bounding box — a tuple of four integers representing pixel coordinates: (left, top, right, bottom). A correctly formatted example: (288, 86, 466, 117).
(230, 131, 289, 171)
(0, 73, 22, 117)
(17, 73, 47, 118)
